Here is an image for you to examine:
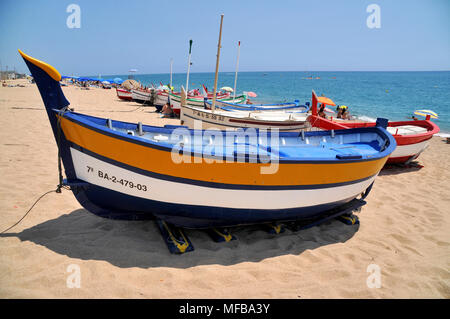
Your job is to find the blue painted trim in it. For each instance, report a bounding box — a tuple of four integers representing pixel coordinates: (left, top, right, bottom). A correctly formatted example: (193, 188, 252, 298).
(218, 104, 307, 112)
(182, 112, 300, 131)
(206, 99, 302, 109)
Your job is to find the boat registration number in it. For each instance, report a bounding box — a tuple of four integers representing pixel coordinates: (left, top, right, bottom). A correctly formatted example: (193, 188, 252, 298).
(192, 110, 225, 122)
(87, 166, 148, 192)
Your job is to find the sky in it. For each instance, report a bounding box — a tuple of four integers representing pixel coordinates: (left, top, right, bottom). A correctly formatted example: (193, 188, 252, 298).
(0, 0, 449, 76)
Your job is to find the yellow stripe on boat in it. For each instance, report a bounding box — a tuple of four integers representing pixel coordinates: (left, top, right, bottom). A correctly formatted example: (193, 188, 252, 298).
(18, 49, 61, 82)
(59, 116, 388, 186)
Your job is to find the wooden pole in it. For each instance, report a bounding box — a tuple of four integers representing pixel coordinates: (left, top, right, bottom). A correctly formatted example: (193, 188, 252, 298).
(233, 41, 241, 100)
(181, 85, 187, 107)
(211, 14, 224, 112)
(186, 40, 193, 93)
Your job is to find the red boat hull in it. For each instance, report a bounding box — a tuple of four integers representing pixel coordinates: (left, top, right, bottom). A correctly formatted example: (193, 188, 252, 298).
(307, 91, 440, 164)
(116, 88, 132, 101)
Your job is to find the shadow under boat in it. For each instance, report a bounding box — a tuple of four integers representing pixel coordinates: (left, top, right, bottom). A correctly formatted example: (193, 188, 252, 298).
(379, 160, 424, 176)
(1, 206, 360, 269)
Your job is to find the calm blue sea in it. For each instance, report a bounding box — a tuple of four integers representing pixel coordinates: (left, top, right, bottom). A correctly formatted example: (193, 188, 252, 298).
(98, 71, 450, 134)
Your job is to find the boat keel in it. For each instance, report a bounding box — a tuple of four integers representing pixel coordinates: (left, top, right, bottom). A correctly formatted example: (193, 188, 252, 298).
(286, 198, 365, 232)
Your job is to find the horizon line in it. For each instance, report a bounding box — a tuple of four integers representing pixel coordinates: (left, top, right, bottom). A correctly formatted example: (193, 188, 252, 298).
(79, 69, 450, 77)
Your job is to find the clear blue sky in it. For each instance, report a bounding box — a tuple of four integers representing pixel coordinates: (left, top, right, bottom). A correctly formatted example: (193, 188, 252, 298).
(1, 0, 449, 75)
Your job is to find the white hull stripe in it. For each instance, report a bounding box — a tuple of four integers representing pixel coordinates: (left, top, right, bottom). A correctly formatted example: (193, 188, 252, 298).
(131, 91, 151, 100)
(181, 111, 308, 131)
(117, 91, 131, 98)
(390, 140, 430, 158)
(70, 147, 376, 210)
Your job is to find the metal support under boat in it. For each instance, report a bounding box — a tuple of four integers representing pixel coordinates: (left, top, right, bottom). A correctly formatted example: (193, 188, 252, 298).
(155, 197, 366, 254)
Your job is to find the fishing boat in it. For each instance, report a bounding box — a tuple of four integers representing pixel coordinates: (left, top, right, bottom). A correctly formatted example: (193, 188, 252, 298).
(177, 16, 307, 131)
(154, 89, 233, 110)
(181, 101, 311, 131)
(307, 91, 440, 164)
(116, 87, 132, 101)
(206, 99, 308, 113)
(154, 90, 169, 107)
(131, 88, 153, 104)
(19, 49, 396, 229)
(169, 91, 247, 116)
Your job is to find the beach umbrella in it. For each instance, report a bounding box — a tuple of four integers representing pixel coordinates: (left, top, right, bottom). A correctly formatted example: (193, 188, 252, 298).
(102, 80, 110, 85)
(317, 96, 335, 106)
(246, 91, 257, 97)
(113, 77, 123, 84)
(220, 86, 234, 92)
(414, 109, 438, 119)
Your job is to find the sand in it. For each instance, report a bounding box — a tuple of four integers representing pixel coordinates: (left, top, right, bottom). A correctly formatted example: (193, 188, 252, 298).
(0, 79, 449, 298)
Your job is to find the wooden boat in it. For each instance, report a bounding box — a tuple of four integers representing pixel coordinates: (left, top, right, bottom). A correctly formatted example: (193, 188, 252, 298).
(307, 91, 440, 164)
(154, 89, 232, 109)
(115, 87, 132, 101)
(20, 49, 396, 228)
(206, 99, 308, 112)
(131, 88, 153, 104)
(154, 90, 169, 107)
(181, 102, 311, 131)
(168, 91, 246, 116)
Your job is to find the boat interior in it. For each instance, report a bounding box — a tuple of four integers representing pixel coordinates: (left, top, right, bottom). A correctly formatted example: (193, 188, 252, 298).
(63, 111, 390, 161)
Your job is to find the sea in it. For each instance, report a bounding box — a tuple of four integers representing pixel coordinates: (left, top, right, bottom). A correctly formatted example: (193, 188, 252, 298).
(97, 71, 450, 135)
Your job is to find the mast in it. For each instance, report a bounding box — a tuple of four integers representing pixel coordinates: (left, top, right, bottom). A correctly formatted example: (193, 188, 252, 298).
(233, 41, 241, 100)
(170, 58, 173, 89)
(211, 14, 224, 112)
(185, 40, 193, 93)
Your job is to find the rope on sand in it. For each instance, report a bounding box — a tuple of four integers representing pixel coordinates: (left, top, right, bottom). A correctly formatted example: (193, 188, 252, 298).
(0, 189, 58, 234)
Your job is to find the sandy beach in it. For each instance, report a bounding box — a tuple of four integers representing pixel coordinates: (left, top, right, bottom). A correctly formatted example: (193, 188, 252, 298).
(0, 79, 449, 298)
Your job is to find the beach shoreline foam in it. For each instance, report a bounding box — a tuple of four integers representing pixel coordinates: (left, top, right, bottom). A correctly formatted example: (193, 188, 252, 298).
(0, 79, 449, 298)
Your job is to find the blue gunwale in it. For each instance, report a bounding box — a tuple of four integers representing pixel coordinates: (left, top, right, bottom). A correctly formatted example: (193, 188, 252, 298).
(205, 99, 308, 111)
